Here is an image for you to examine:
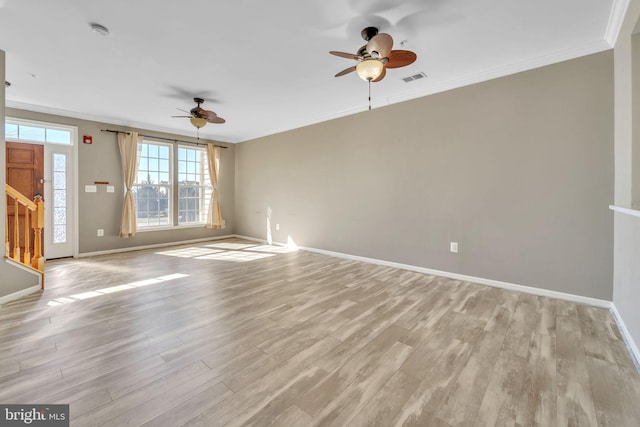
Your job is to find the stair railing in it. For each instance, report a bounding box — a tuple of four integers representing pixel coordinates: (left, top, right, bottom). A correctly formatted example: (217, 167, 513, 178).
(5, 184, 45, 288)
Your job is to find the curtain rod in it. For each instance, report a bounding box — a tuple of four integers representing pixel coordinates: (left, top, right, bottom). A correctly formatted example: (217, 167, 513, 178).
(100, 129, 228, 149)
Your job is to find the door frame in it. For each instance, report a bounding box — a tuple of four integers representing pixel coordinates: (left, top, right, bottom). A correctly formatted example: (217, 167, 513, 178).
(5, 117, 79, 259)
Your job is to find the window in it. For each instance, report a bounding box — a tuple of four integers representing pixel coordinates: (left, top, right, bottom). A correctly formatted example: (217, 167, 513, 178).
(132, 141, 213, 230)
(5, 120, 72, 144)
(52, 153, 68, 243)
(133, 142, 172, 228)
(178, 146, 211, 224)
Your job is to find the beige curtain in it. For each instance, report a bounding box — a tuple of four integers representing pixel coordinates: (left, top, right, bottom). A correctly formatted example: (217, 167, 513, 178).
(206, 144, 225, 229)
(118, 131, 142, 237)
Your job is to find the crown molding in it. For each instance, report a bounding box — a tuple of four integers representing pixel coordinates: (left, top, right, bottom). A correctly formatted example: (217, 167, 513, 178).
(7, 37, 613, 145)
(5, 100, 240, 144)
(238, 39, 612, 143)
(605, 0, 631, 46)
(385, 39, 612, 107)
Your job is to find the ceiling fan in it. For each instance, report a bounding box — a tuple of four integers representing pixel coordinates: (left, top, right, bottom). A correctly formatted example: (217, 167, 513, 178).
(330, 26, 417, 82)
(172, 97, 225, 137)
(330, 27, 417, 109)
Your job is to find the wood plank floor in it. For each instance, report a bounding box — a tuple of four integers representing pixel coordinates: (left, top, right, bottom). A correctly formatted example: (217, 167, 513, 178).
(1, 238, 639, 426)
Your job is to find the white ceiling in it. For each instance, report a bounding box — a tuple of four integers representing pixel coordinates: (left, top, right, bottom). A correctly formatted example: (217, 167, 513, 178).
(0, 0, 621, 143)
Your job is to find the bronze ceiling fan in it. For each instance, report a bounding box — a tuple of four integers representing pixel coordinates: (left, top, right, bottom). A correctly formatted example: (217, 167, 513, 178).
(172, 97, 225, 135)
(330, 27, 417, 109)
(330, 26, 417, 82)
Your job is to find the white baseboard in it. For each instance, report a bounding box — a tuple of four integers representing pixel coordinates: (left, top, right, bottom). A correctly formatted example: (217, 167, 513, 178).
(242, 235, 640, 370)
(233, 234, 291, 247)
(78, 234, 236, 258)
(0, 285, 41, 307)
(288, 243, 612, 309)
(70, 233, 640, 374)
(610, 304, 640, 372)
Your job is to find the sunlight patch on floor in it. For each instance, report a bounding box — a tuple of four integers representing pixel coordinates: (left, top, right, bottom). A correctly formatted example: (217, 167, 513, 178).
(249, 245, 297, 254)
(205, 242, 258, 250)
(47, 273, 189, 306)
(155, 241, 296, 262)
(155, 247, 224, 258)
(195, 251, 275, 262)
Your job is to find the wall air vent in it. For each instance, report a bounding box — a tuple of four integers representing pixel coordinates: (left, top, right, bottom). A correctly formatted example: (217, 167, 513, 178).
(402, 72, 427, 82)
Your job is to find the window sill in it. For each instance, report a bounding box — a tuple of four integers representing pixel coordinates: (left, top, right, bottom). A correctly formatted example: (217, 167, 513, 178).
(137, 223, 208, 233)
(609, 205, 640, 218)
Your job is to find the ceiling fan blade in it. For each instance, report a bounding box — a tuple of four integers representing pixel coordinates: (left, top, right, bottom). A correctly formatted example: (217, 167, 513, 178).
(335, 66, 356, 77)
(171, 115, 193, 118)
(199, 110, 224, 123)
(176, 108, 191, 114)
(366, 33, 393, 58)
(329, 51, 361, 60)
(372, 67, 386, 82)
(385, 50, 417, 68)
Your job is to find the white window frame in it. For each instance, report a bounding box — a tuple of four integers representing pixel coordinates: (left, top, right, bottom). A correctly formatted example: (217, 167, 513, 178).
(177, 145, 212, 226)
(5, 117, 79, 258)
(5, 118, 75, 145)
(134, 140, 173, 230)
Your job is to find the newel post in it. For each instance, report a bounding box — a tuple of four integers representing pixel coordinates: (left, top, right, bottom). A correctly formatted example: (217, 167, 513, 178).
(31, 195, 45, 277)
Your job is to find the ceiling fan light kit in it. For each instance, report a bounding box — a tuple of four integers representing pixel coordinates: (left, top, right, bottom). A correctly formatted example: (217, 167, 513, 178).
(356, 59, 384, 81)
(330, 26, 417, 109)
(190, 117, 207, 128)
(171, 97, 225, 138)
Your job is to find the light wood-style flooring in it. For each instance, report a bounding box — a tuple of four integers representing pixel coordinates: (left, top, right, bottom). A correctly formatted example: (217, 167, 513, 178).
(1, 238, 639, 426)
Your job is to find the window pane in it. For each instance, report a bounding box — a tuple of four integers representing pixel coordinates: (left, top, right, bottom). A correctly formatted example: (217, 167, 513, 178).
(46, 129, 72, 144)
(19, 125, 45, 141)
(53, 153, 66, 172)
(53, 189, 66, 208)
(54, 225, 66, 244)
(5, 123, 18, 139)
(178, 146, 211, 224)
(53, 172, 66, 189)
(53, 207, 66, 226)
(135, 141, 172, 228)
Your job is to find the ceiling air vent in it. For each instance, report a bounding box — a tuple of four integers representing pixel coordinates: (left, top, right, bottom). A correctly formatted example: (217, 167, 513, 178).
(402, 72, 427, 82)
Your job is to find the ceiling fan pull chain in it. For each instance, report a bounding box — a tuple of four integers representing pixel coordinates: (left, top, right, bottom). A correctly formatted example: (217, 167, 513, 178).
(368, 79, 372, 111)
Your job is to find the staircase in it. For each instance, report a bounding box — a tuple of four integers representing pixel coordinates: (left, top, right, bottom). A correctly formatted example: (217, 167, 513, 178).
(5, 184, 45, 288)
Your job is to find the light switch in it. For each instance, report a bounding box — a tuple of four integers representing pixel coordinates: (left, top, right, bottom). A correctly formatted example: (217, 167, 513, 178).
(85, 185, 97, 193)
(106, 186, 115, 193)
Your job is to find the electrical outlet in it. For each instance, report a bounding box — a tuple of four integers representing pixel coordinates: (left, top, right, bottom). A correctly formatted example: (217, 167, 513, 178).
(276, 224, 280, 231)
(97, 229, 104, 237)
(450, 242, 458, 253)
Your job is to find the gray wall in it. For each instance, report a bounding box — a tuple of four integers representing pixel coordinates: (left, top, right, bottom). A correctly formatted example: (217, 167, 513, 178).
(613, 0, 640, 356)
(235, 51, 614, 300)
(1, 50, 40, 298)
(633, 32, 640, 206)
(6, 108, 235, 255)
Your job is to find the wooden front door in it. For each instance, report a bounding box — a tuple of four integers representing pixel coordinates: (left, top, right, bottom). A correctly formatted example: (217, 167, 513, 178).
(6, 141, 44, 257)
